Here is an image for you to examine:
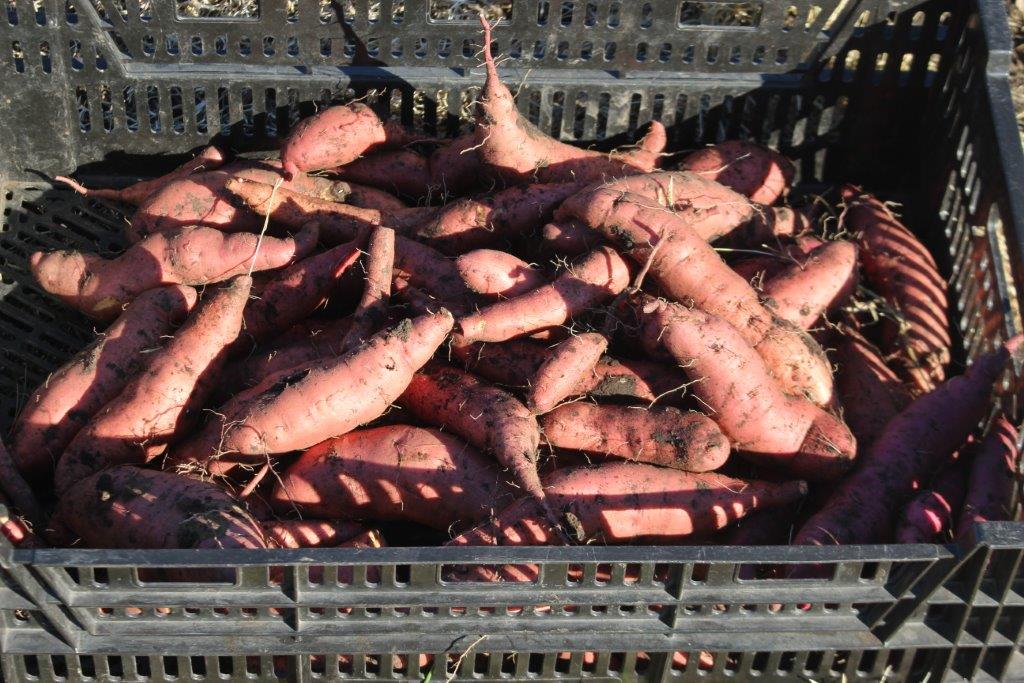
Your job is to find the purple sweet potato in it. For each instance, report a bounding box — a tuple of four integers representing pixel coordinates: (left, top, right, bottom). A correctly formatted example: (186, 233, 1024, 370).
(956, 415, 1020, 541)
(895, 460, 969, 543)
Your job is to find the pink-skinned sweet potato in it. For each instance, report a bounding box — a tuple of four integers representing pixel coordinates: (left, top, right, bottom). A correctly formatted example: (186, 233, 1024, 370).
(540, 403, 729, 472)
(10, 285, 197, 478)
(262, 519, 367, 549)
(341, 182, 409, 213)
(428, 133, 485, 197)
(332, 148, 431, 198)
(53, 465, 266, 549)
(794, 335, 1022, 548)
(895, 460, 969, 543)
(956, 415, 1020, 542)
(834, 329, 912, 450)
(417, 182, 582, 253)
(456, 249, 547, 299)
(280, 103, 422, 178)
(841, 185, 951, 393)
(458, 246, 631, 343)
(340, 226, 395, 352)
(449, 337, 547, 389)
(270, 425, 518, 531)
(760, 240, 858, 329)
(640, 296, 856, 481)
(678, 140, 795, 205)
(54, 276, 252, 493)
(475, 18, 666, 185)
(399, 361, 544, 507)
(542, 220, 603, 256)
(730, 235, 825, 282)
(746, 205, 814, 243)
(559, 189, 834, 404)
(526, 332, 607, 414)
(572, 355, 690, 404)
(170, 310, 454, 471)
(56, 146, 225, 206)
(30, 224, 317, 320)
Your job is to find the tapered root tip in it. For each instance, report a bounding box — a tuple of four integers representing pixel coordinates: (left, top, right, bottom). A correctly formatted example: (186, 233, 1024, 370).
(55, 176, 90, 195)
(282, 159, 300, 181)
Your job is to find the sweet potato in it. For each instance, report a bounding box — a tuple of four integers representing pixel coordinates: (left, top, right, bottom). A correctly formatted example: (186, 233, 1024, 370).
(449, 337, 547, 389)
(542, 220, 602, 256)
(720, 503, 800, 546)
(332, 148, 431, 198)
(834, 329, 912, 449)
(452, 463, 808, 546)
(557, 171, 755, 243)
(540, 404, 729, 472)
(456, 249, 546, 299)
(957, 415, 1019, 541)
(241, 241, 361, 345)
(794, 335, 1021, 547)
(640, 296, 856, 481)
(417, 182, 582, 253)
(10, 285, 197, 477)
(841, 185, 951, 393)
(54, 276, 252, 493)
(760, 240, 858, 329)
(270, 425, 517, 531)
(56, 146, 225, 205)
(340, 226, 394, 352)
(0, 495, 39, 547)
(53, 465, 266, 549)
(730, 235, 825, 282)
(0, 437, 42, 527)
(262, 519, 367, 549)
(526, 333, 607, 414)
(341, 183, 409, 213)
(427, 133, 485, 197)
(572, 356, 690, 404)
(895, 460, 968, 543)
(474, 17, 665, 185)
(172, 310, 454, 470)
(678, 141, 795, 205)
(31, 224, 317, 319)
(458, 246, 631, 343)
(559, 190, 834, 404)
(399, 362, 544, 505)
(747, 205, 813, 242)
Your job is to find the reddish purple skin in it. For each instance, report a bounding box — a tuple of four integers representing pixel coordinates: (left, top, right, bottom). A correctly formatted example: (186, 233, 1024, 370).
(895, 462, 968, 543)
(956, 415, 1020, 541)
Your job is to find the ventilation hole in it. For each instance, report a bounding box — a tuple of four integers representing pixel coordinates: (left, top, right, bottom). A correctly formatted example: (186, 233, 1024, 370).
(533, 40, 545, 59)
(76, 87, 91, 132)
(628, 92, 641, 133)
(842, 49, 860, 81)
(706, 45, 718, 64)
(320, 37, 331, 56)
(635, 41, 647, 62)
(239, 37, 251, 56)
(5, 0, 17, 24)
(65, 0, 76, 23)
(437, 37, 451, 58)
(550, 91, 565, 138)
(580, 40, 592, 60)
(682, 44, 694, 63)
(287, 36, 298, 57)
(263, 36, 274, 57)
(40, 40, 50, 72)
(937, 11, 952, 40)
(261, 87, 276, 136)
(782, 5, 798, 30)
(414, 37, 426, 58)
(241, 87, 254, 136)
(123, 85, 138, 132)
(368, 0, 379, 23)
(659, 42, 671, 62)
(604, 41, 616, 61)
(194, 87, 207, 133)
(462, 38, 473, 58)
(187, 35, 201, 56)
(572, 91, 587, 138)
(537, 0, 549, 25)
(584, 1, 596, 25)
(775, 48, 788, 64)
(146, 85, 160, 132)
(100, 85, 113, 132)
(142, 35, 154, 56)
(217, 87, 229, 135)
(821, 0, 852, 34)
(640, 2, 652, 28)
(166, 35, 180, 56)
(177, 0, 257, 18)
(608, 2, 620, 27)
(215, 36, 227, 55)
(69, 39, 83, 69)
(557, 40, 569, 60)
(559, 0, 572, 26)
(11, 41, 24, 73)
(853, 9, 870, 35)
(729, 45, 741, 64)
(910, 10, 925, 40)
(366, 37, 379, 58)
(805, 5, 822, 30)
(652, 92, 665, 121)
(527, 89, 541, 125)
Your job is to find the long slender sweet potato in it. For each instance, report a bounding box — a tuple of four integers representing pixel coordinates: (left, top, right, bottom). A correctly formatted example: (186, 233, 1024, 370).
(56, 146, 225, 206)
(527, 333, 607, 414)
(540, 404, 729, 472)
(54, 276, 252, 493)
(474, 18, 665, 185)
(895, 460, 969, 543)
(0, 437, 42, 527)
(270, 425, 518, 531)
(458, 246, 631, 343)
(417, 183, 582, 253)
(332, 148, 431, 198)
(427, 133, 485, 197)
(794, 335, 1021, 548)
(834, 329, 912, 450)
(542, 220, 603, 256)
(559, 190, 833, 404)
(957, 415, 1019, 542)
(456, 249, 546, 299)
(53, 465, 266, 549)
(262, 519, 367, 549)
(341, 226, 394, 352)
(399, 362, 544, 505)
(841, 185, 951, 393)
(10, 285, 197, 477)
(678, 141, 795, 205)
(31, 224, 316, 319)
(640, 296, 856, 481)
(171, 310, 454, 470)
(241, 241, 361, 345)
(760, 240, 858, 329)
(451, 463, 808, 546)
(280, 103, 421, 178)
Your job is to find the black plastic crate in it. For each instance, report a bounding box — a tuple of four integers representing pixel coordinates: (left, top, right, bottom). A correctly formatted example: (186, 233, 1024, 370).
(0, 0, 1023, 680)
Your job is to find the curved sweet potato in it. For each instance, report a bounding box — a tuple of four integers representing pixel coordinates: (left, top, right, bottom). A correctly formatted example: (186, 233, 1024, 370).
(10, 285, 197, 478)
(841, 185, 951, 393)
(679, 140, 795, 205)
(53, 466, 266, 549)
(54, 276, 252, 493)
(540, 403, 729, 472)
(834, 329, 912, 450)
(456, 249, 546, 299)
(640, 296, 856, 481)
(526, 332, 607, 414)
(332, 148, 431, 198)
(31, 224, 317, 320)
(474, 17, 665, 185)
(794, 335, 1021, 547)
(761, 240, 858, 329)
(262, 519, 367, 548)
(270, 425, 517, 531)
(340, 226, 395, 352)
(458, 246, 631, 343)
(957, 415, 1019, 541)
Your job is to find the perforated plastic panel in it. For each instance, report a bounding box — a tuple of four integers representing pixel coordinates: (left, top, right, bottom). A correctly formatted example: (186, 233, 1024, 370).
(1, 0, 1023, 680)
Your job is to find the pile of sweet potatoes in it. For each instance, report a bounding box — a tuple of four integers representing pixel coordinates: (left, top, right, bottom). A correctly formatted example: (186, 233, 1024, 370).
(2, 19, 1019, 573)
